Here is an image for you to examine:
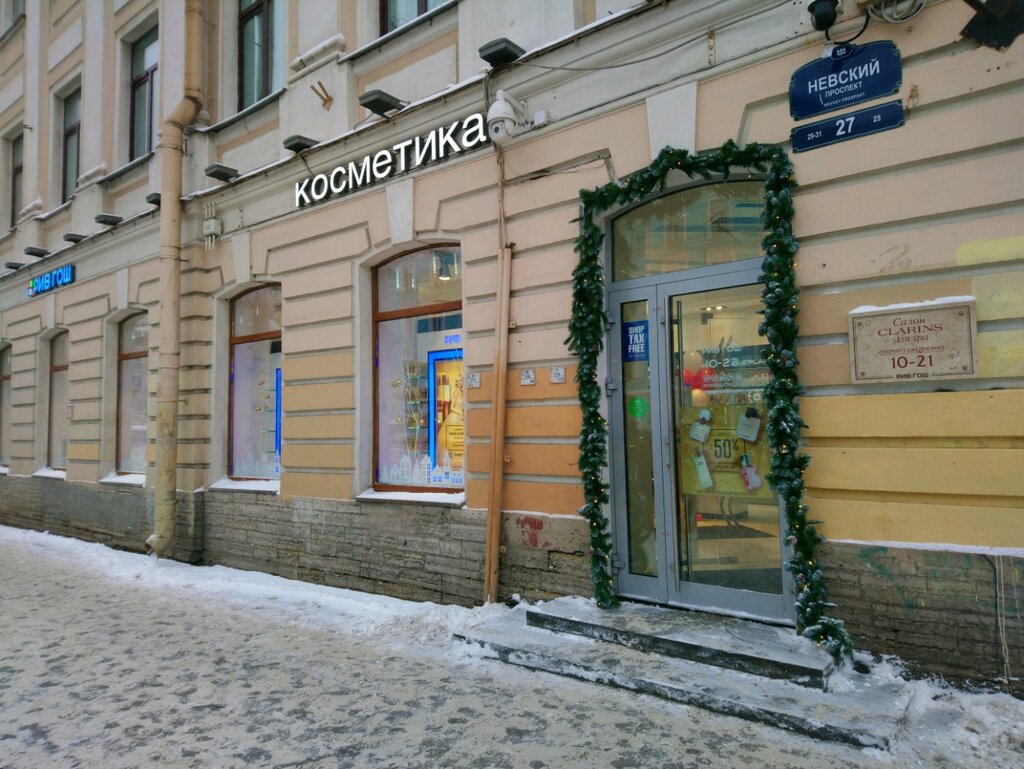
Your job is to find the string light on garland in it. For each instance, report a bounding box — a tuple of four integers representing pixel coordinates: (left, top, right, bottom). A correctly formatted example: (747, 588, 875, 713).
(566, 140, 853, 662)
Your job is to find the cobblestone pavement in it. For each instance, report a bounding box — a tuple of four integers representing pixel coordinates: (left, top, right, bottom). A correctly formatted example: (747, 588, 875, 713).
(0, 528, 1018, 769)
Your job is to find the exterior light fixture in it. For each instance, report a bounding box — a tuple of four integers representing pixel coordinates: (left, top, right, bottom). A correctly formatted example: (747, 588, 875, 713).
(145, 192, 162, 206)
(435, 250, 454, 281)
(205, 163, 239, 182)
(283, 134, 318, 153)
(24, 246, 48, 258)
(479, 38, 525, 67)
(359, 89, 405, 117)
(95, 213, 123, 226)
(4, 262, 25, 270)
(63, 233, 87, 243)
(807, 0, 839, 31)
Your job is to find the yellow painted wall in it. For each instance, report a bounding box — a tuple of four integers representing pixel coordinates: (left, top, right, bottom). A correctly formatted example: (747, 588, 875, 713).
(695, 0, 1023, 549)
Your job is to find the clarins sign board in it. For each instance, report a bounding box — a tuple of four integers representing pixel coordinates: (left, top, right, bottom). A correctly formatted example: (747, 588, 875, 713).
(294, 113, 489, 209)
(848, 297, 979, 383)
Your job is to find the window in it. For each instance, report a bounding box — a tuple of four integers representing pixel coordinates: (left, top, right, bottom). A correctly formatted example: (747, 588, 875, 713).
(381, 0, 447, 34)
(612, 180, 765, 282)
(9, 133, 21, 228)
(374, 247, 464, 490)
(117, 314, 148, 473)
(61, 89, 81, 203)
(0, 346, 11, 466)
(4, 0, 24, 31)
(129, 28, 159, 161)
(230, 285, 281, 479)
(48, 333, 69, 469)
(238, 0, 279, 110)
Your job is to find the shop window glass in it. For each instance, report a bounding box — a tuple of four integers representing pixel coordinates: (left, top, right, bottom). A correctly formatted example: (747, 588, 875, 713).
(61, 89, 81, 203)
(48, 333, 69, 469)
(612, 180, 764, 282)
(9, 133, 22, 228)
(0, 346, 11, 465)
(117, 314, 149, 473)
(239, 0, 280, 110)
(129, 28, 159, 161)
(375, 248, 463, 490)
(381, 0, 446, 34)
(230, 285, 282, 479)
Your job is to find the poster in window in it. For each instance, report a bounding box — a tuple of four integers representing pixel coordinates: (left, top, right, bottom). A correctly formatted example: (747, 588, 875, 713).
(428, 349, 464, 485)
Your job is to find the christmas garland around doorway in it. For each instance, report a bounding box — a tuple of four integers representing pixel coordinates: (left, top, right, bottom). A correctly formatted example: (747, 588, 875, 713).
(567, 140, 854, 662)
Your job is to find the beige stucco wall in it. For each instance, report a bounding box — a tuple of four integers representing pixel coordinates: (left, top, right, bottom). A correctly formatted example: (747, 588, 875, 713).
(0, 0, 1019, 555)
(695, 0, 1024, 548)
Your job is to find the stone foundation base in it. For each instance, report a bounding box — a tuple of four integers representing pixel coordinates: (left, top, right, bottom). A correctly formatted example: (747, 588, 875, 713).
(2, 478, 1017, 693)
(0, 477, 590, 607)
(822, 542, 1023, 695)
(0, 475, 201, 562)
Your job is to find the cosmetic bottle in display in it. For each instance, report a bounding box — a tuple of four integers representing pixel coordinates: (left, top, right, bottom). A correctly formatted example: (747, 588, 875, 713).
(739, 453, 763, 492)
(693, 448, 714, 489)
(736, 407, 762, 442)
(689, 408, 713, 443)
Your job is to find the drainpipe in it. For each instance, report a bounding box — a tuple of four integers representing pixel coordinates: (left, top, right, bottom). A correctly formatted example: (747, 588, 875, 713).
(483, 146, 513, 603)
(148, 0, 204, 555)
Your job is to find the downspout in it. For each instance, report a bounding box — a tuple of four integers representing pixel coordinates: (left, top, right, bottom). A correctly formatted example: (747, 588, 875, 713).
(148, 0, 204, 555)
(483, 145, 512, 603)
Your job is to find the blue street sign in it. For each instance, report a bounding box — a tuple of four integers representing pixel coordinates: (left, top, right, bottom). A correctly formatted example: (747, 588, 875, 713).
(622, 320, 648, 363)
(791, 100, 905, 153)
(790, 41, 901, 120)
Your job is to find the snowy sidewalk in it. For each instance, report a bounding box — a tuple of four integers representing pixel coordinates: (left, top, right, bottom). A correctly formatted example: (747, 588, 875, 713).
(0, 525, 1020, 769)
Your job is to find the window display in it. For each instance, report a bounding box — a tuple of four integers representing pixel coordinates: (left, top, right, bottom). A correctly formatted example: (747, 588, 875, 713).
(48, 333, 69, 469)
(230, 285, 282, 479)
(0, 347, 10, 465)
(117, 314, 149, 474)
(375, 248, 463, 490)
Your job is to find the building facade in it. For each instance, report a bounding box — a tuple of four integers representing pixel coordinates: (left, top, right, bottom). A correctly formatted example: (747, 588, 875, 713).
(0, 0, 1020, 690)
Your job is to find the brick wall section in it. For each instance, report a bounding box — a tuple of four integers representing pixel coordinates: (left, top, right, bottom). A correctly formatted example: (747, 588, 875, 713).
(0, 476, 202, 562)
(202, 493, 591, 606)
(5, 479, 1017, 692)
(499, 511, 592, 601)
(823, 542, 1023, 694)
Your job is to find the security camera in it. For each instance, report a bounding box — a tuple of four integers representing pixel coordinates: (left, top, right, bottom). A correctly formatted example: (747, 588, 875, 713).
(487, 90, 529, 143)
(807, 0, 839, 32)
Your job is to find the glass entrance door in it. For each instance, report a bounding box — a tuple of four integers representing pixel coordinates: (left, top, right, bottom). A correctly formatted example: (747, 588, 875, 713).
(610, 279, 791, 621)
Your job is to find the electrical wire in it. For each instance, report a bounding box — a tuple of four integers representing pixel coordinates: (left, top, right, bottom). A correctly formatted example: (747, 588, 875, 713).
(517, 29, 710, 72)
(995, 556, 1013, 689)
(867, 0, 927, 24)
(827, 12, 871, 44)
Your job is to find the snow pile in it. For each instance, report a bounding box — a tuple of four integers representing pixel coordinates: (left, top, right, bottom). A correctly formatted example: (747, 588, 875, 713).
(892, 677, 1024, 766)
(0, 525, 508, 649)
(3, 524, 1022, 766)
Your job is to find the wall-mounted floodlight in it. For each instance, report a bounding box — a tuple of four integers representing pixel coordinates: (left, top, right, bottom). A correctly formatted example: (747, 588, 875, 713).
(95, 213, 123, 226)
(4, 262, 25, 270)
(205, 163, 239, 182)
(479, 38, 525, 67)
(63, 233, 87, 243)
(24, 246, 48, 258)
(145, 192, 161, 206)
(283, 135, 318, 153)
(359, 89, 406, 117)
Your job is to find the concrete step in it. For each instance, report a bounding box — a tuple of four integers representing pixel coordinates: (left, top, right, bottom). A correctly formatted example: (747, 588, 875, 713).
(527, 596, 833, 689)
(455, 608, 911, 749)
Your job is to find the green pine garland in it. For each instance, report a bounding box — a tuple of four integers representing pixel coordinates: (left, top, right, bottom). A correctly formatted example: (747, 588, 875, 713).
(566, 140, 854, 662)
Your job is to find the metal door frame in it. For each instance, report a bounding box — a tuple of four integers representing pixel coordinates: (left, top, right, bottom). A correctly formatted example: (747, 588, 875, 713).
(608, 260, 794, 623)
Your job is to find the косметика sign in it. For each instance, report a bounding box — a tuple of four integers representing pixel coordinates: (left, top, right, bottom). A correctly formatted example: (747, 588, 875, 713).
(294, 113, 489, 208)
